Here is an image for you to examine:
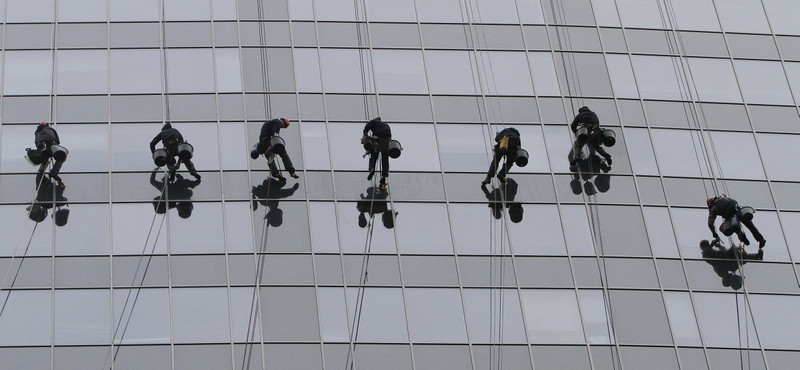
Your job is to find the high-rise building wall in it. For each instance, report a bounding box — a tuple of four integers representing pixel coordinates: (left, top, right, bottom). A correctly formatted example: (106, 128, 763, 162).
(1, 0, 800, 369)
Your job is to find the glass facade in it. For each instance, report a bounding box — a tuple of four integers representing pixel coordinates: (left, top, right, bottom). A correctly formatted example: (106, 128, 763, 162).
(1, 0, 800, 369)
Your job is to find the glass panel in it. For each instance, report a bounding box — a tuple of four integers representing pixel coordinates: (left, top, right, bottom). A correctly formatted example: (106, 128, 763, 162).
(469, 0, 521, 24)
(110, 0, 159, 21)
(215, 48, 242, 93)
(365, 0, 416, 22)
(670, 207, 710, 259)
(608, 290, 673, 345)
(622, 128, 657, 175)
(7, 0, 54, 22)
(293, 49, 322, 92)
(462, 289, 527, 343)
(405, 288, 467, 343)
(669, 0, 720, 31)
(693, 292, 758, 348)
(110, 50, 161, 94)
(346, 287, 409, 343)
(113, 288, 170, 344)
(616, 0, 667, 29)
(734, 60, 794, 105)
(260, 287, 320, 341)
(0, 290, 51, 345)
(716, 0, 770, 33)
(424, 50, 478, 95)
(55, 204, 110, 255)
(372, 50, 427, 94)
(314, 0, 359, 21)
(55, 289, 111, 344)
(764, 0, 800, 35)
(750, 294, 800, 350)
(319, 49, 373, 94)
(4, 51, 52, 95)
(650, 128, 706, 177)
(166, 49, 215, 93)
(172, 288, 230, 343)
(212, 0, 237, 19)
(560, 205, 596, 256)
(165, 0, 211, 20)
(606, 54, 638, 99)
(58, 0, 107, 21)
(757, 133, 800, 181)
(631, 56, 684, 101)
(578, 290, 613, 344)
(687, 58, 741, 103)
(509, 204, 568, 255)
(643, 206, 679, 258)
(591, 0, 620, 26)
(482, 52, 534, 95)
(415, 0, 465, 23)
(396, 203, 452, 254)
(520, 289, 584, 343)
(708, 131, 766, 180)
(663, 291, 702, 346)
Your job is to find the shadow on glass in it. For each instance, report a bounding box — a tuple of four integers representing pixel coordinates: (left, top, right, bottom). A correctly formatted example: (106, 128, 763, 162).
(700, 238, 762, 291)
(151, 168, 201, 218)
(356, 186, 398, 229)
(252, 177, 299, 227)
(481, 178, 523, 223)
(568, 149, 612, 196)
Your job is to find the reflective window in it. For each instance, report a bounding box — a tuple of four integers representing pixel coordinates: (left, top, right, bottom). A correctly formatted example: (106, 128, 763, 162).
(424, 51, 478, 95)
(113, 288, 170, 344)
(396, 203, 453, 254)
(55, 204, 110, 255)
(0, 290, 51, 345)
(293, 49, 322, 92)
(687, 58, 741, 103)
(518, 0, 545, 24)
(528, 52, 561, 96)
(165, 0, 211, 20)
(55, 290, 111, 344)
(316, 287, 350, 341)
(415, 0, 464, 23)
(510, 205, 568, 255)
(4, 51, 52, 96)
(58, 0, 106, 21)
(670, 0, 720, 31)
(57, 50, 108, 95)
(650, 129, 705, 177)
(110, 0, 159, 21)
(7, 0, 53, 22)
(212, 0, 237, 19)
(750, 293, 800, 350)
(166, 203, 223, 254)
(261, 287, 320, 341)
(166, 49, 215, 93)
(468, 0, 521, 24)
(405, 288, 467, 342)
(669, 207, 709, 259)
(365, 0, 416, 22)
(663, 291, 702, 346)
(215, 48, 242, 93)
(734, 60, 794, 105)
(520, 289, 584, 343)
(763, 0, 800, 35)
(708, 131, 766, 180)
(591, 0, 620, 26)
(110, 50, 161, 94)
(336, 202, 397, 254)
(346, 287, 409, 342)
(560, 205, 596, 256)
(642, 207, 679, 258)
(314, 0, 359, 21)
(308, 202, 339, 253)
(555, 53, 612, 97)
(757, 133, 800, 181)
(615, 0, 667, 29)
(606, 54, 638, 99)
(631, 56, 685, 101)
(577, 290, 613, 344)
(479, 52, 534, 96)
(716, 0, 770, 33)
(319, 49, 373, 94)
(437, 124, 490, 172)
(372, 50, 427, 94)
(622, 128, 657, 175)
(693, 292, 757, 348)
(462, 289, 527, 343)
(172, 288, 230, 343)
(608, 290, 673, 345)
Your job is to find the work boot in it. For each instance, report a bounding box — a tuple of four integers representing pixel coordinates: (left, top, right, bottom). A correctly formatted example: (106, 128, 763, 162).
(290, 172, 299, 179)
(603, 155, 612, 166)
(275, 175, 286, 185)
(379, 178, 388, 191)
(759, 239, 766, 249)
(57, 180, 66, 189)
(367, 169, 375, 181)
(756, 248, 764, 260)
(481, 177, 491, 185)
(740, 234, 750, 246)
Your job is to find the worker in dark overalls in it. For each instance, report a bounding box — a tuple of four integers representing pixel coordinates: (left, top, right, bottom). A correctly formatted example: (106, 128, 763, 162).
(254, 118, 299, 183)
(31, 121, 67, 188)
(707, 195, 765, 249)
(482, 127, 521, 186)
(150, 123, 200, 182)
(362, 117, 392, 191)
(570, 106, 612, 166)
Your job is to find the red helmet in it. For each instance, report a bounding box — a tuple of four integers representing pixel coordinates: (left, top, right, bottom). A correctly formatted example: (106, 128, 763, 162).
(280, 118, 290, 128)
(706, 197, 714, 207)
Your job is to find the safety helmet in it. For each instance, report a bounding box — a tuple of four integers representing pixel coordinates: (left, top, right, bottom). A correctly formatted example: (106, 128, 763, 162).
(280, 118, 290, 128)
(578, 106, 590, 113)
(706, 197, 714, 208)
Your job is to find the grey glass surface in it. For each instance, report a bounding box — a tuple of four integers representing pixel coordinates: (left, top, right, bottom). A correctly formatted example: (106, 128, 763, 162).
(54, 256, 110, 288)
(608, 290, 672, 345)
(369, 23, 421, 48)
(603, 258, 659, 288)
(110, 23, 162, 47)
(735, 60, 794, 105)
(615, 0, 664, 28)
(728, 34, 780, 59)
(758, 133, 800, 181)
(708, 131, 766, 180)
(530, 346, 591, 369)
(606, 54, 638, 99)
(110, 0, 158, 21)
(0, 257, 52, 288)
(509, 204, 569, 255)
(520, 289, 584, 343)
(260, 287, 320, 341)
(0, 347, 51, 370)
(4, 51, 52, 96)
(346, 287, 409, 342)
(716, 0, 770, 33)
(656, 259, 688, 289)
(749, 104, 800, 133)
(111, 346, 172, 370)
(649, 128, 705, 177)
(662, 291, 702, 346)
(166, 49, 216, 93)
(405, 288, 468, 342)
(670, 0, 720, 31)
(680, 31, 729, 57)
(424, 50, 478, 95)
(400, 256, 459, 286)
(174, 345, 233, 370)
(688, 58, 742, 103)
(554, 52, 612, 97)
(625, 29, 676, 55)
(57, 23, 108, 48)
(372, 50, 427, 94)
(693, 292, 758, 348)
(578, 290, 614, 344)
(113, 288, 170, 343)
(170, 255, 228, 286)
(619, 347, 680, 369)
(515, 257, 574, 287)
(0, 290, 51, 345)
(777, 36, 800, 61)
(631, 56, 684, 101)
(55, 289, 111, 344)
(462, 288, 527, 343)
(172, 288, 231, 343)
(414, 345, 472, 370)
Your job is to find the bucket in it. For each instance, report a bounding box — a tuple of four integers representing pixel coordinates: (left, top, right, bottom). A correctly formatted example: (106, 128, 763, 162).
(177, 143, 194, 161)
(153, 149, 168, 167)
(25, 148, 43, 165)
(387, 140, 402, 159)
(602, 129, 616, 147)
(362, 136, 375, 152)
(514, 149, 529, 167)
(250, 144, 260, 159)
(51, 145, 68, 162)
(54, 208, 70, 226)
(576, 127, 589, 144)
(28, 204, 48, 222)
(269, 136, 286, 155)
(738, 206, 755, 222)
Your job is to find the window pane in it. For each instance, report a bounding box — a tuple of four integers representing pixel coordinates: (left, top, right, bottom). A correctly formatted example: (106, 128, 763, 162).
(606, 54, 638, 98)
(764, 0, 800, 35)
(347, 288, 409, 342)
(314, 0, 359, 21)
(165, 0, 211, 21)
(758, 133, 800, 181)
(0, 290, 51, 345)
(643, 207, 679, 258)
(424, 51, 478, 95)
(366, 0, 416, 22)
(462, 289, 527, 343)
(529, 52, 560, 96)
(663, 291, 702, 346)
(734, 60, 794, 105)
(405, 288, 467, 343)
(650, 129, 705, 177)
(372, 50, 427, 94)
(113, 288, 170, 344)
(55, 290, 111, 344)
(631, 56, 685, 100)
(693, 292, 757, 347)
(7, 0, 53, 22)
(110, 0, 159, 21)
(520, 289, 584, 343)
(578, 290, 613, 344)
(669, 0, 720, 31)
(293, 49, 322, 92)
(416, 0, 464, 23)
(469, 0, 521, 24)
(215, 48, 242, 93)
(687, 58, 741, 103)
(319, 49, 373, 94)
(708, 131, 766, 180)
(110, 49, 161, 94)
(716, 0, 770, 33)
(58, 0, 107, 21)
(173, 288, 230, 343)
(166, 49, 215, 93)
(616, 0, 667, 29)
(57, 50, 108, 95)
(5, 51, 52, 95)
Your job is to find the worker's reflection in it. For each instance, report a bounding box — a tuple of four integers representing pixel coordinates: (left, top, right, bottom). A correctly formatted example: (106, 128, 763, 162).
(481, 178, 523, 223)
(569, 151, 611, 196)
(252, 177, 299, 227)
(700, 238, 762, 291)
(357, 186, 398, 229)
(151, 169, 201, 218)
(28, 172, 69, 226)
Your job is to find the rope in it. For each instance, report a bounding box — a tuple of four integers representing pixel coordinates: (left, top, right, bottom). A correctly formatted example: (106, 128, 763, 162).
(257, 0, 271, 119)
